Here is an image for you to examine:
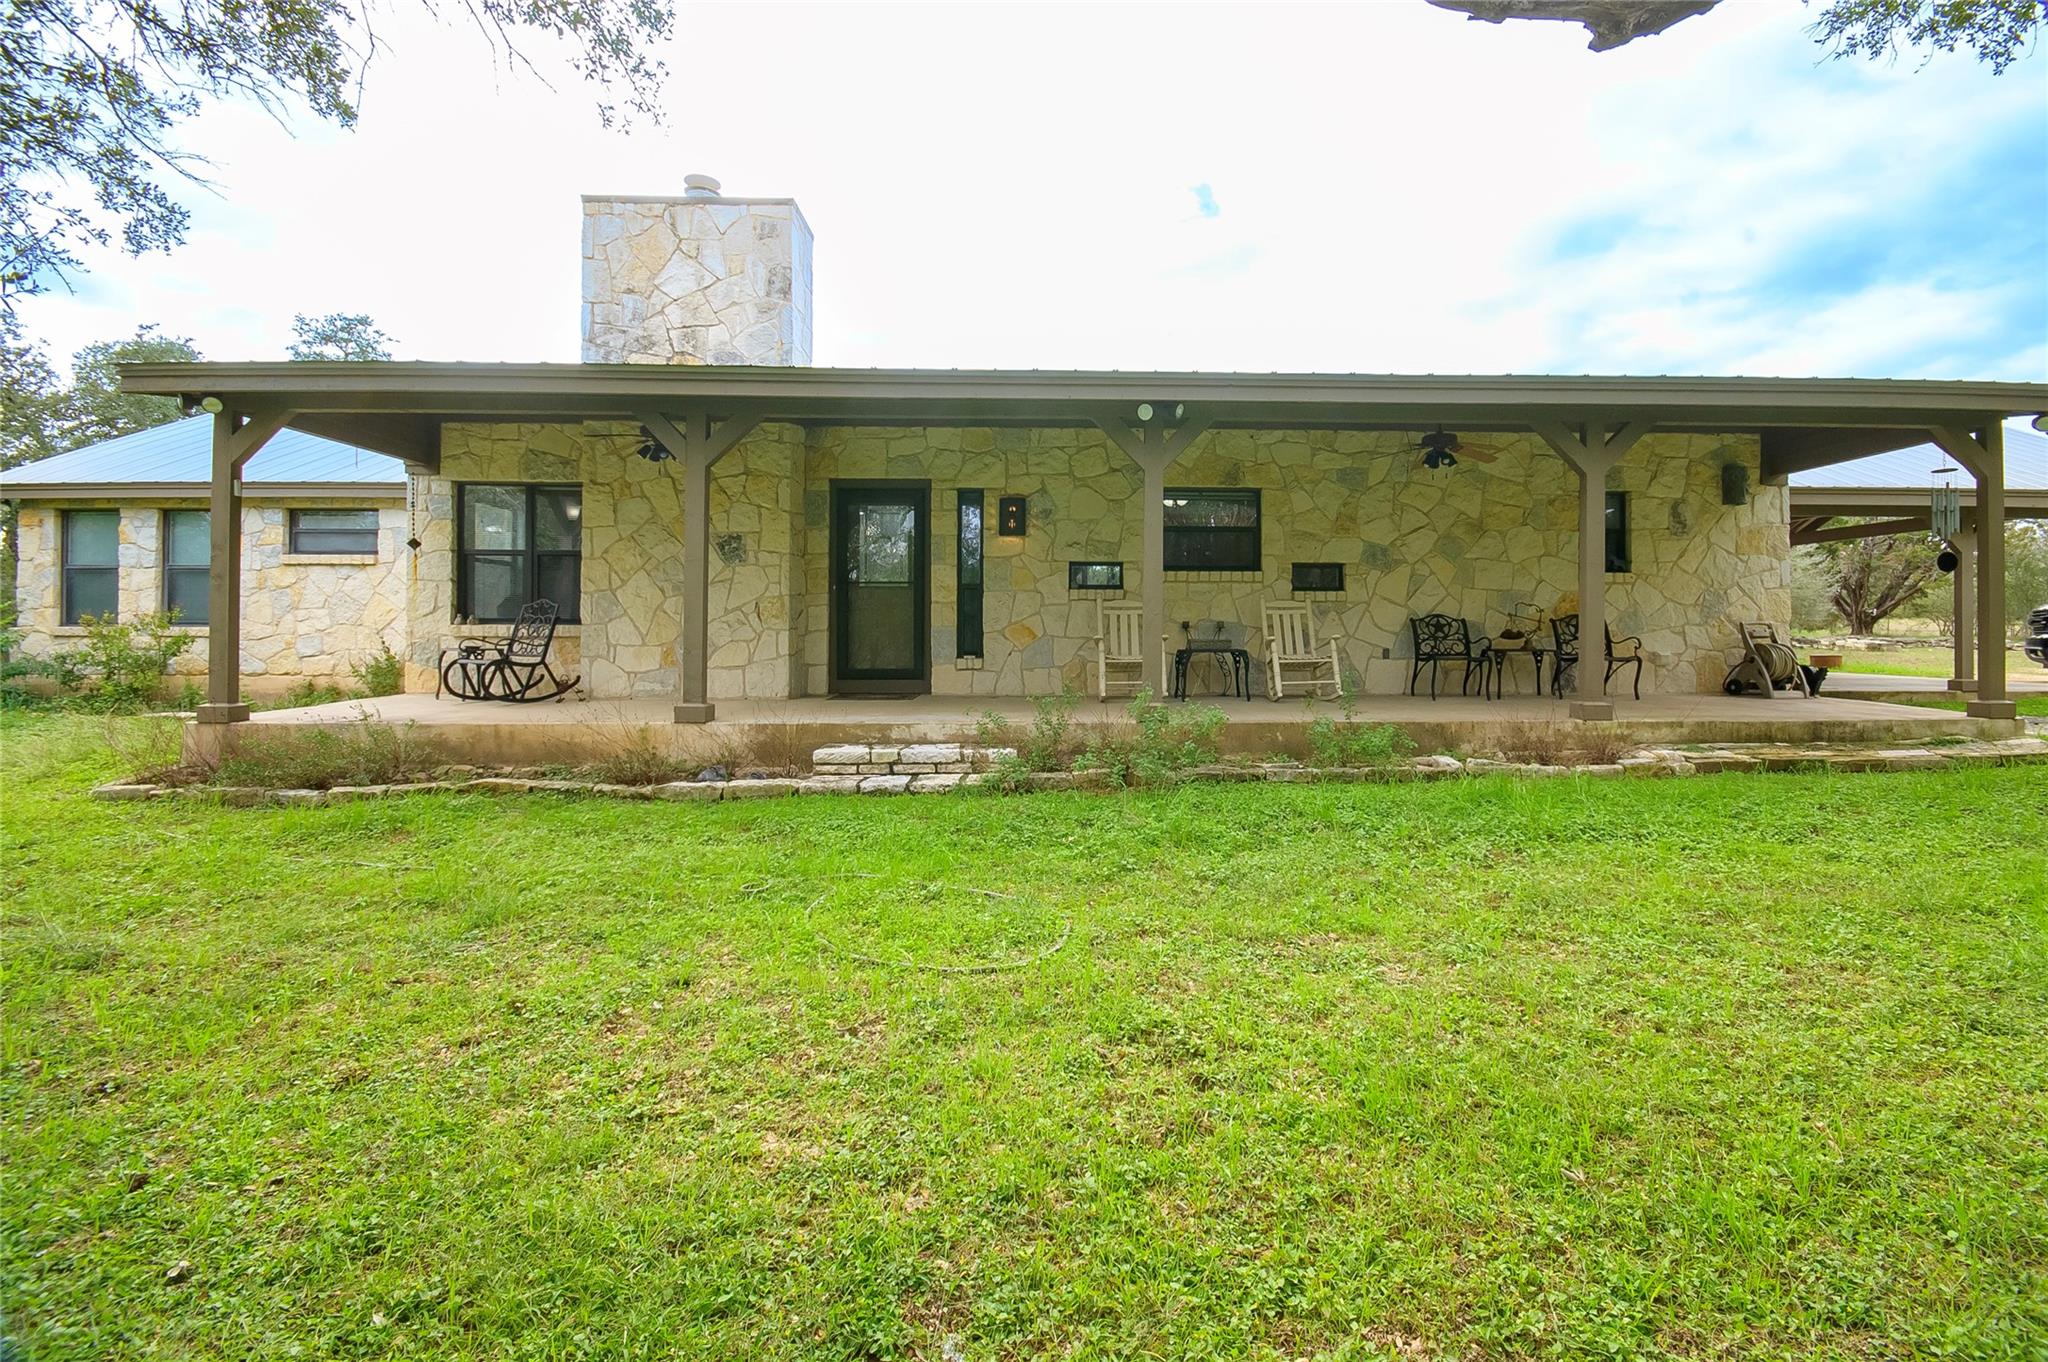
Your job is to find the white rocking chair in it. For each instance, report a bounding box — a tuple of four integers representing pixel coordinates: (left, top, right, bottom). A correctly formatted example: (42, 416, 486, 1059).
(1262, 602, 1344, 701)
(1094, 602, 1166, 701)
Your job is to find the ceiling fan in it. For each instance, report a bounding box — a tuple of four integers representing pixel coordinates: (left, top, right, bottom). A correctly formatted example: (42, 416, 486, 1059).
(1415, 426, 1506, 470)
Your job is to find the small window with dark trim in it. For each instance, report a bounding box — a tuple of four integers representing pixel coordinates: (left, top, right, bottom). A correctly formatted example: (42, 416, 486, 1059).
(1291, 562, 1344, 592)
(957, 489, 984, 658)
(1605, 491, 1630, 574)
(62, 509, 119, 626)
(1164, 488, 1260, 571)
(290, 508, 380, 555)
(458, 484, 582, 622)
(163, 509, 210, 624)
(1068, 561, 1124, 590)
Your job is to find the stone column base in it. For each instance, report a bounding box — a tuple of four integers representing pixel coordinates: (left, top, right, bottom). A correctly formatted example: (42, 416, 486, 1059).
(1965, 699, 2017, 720)
(674, 702, 717, 724)
(1569, 700, 1616, 721)
(195, 702, 251, 724)
(1945, 677, 1977, 692)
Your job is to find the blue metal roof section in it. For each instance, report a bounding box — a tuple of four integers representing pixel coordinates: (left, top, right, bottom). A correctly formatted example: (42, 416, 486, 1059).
(0, 415, 405, 489)
(1789, 420, 2048, 491)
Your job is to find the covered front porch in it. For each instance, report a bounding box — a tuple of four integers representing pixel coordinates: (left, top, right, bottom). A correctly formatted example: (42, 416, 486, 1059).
(120, 364, 2046, 744)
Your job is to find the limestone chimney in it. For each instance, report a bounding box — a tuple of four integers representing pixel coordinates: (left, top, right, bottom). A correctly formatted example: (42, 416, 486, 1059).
(580, 177, 813, 365)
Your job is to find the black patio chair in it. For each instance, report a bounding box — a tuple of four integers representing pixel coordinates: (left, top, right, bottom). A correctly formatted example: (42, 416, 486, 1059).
(438, 599, 580, 703)
(1548, 613, 1644, 701)
(1408, 613, 1491, 699)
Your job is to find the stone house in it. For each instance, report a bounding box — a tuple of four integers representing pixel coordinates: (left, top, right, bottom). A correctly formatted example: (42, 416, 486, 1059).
(108, 178, 2047, 727)
(2, 416, 407, 694)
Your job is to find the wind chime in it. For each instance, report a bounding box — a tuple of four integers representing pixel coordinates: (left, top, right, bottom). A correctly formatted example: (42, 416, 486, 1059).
(1931, 462, 1962, 574)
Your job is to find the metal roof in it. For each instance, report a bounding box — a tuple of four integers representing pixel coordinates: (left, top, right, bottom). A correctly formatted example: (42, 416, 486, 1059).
(0, 414, 405, 496)
(1789, 420, 2048, 490)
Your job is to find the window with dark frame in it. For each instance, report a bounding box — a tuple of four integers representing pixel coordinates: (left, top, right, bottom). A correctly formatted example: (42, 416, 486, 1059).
(290, 508, 380, 555)
(458, 484, 582, 622)
(1605, 491, 1631, 574)
(61, 509, 119, 626)
(1164, 488, 1260, 571)
(1291, 562, 1345, 592)
(957, 489, 984, 658)
(1068, 561, 1124, 590)
(163, 509, 210, 624)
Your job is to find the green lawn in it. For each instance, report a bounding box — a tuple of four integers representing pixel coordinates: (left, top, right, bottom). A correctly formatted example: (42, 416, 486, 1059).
(1833, 642, 2048, 683)
(4, 712, 2046, 1360)
(1891, 694, 2048, 718)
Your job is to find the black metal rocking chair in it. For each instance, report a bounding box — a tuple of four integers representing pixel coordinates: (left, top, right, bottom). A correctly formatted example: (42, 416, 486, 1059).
(1408, 613, 1492, 699)
(1548, 613, 1644, 701)
(438, 599, 580, 703)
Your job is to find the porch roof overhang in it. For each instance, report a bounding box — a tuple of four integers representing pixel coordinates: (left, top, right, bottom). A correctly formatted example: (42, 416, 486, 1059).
(120, 362, 2048, 478)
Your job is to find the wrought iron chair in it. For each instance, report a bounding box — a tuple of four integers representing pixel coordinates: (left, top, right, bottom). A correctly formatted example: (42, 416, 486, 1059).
(1408, 613, 1490, 699)
(438, 599, 580, 703)
(1548, 613, 1644, 701)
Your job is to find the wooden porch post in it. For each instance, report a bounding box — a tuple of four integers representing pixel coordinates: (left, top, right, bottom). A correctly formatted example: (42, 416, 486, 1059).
(198, 407, 292, 724)
(1947, 510, 1975, 693)
(1932, 420, 2013, 720)
(1535, 419, 1652, 720)
(1092, 412, 1211, 698)
(1971, 421, 2010, 717)
(641, 412, 761, 723)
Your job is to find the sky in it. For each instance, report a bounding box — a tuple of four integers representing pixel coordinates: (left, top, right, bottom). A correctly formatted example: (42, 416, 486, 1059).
(20, 0, 2048, 380)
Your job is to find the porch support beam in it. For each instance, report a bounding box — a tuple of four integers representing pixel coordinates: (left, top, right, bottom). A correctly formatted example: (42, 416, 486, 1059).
(1092, 412, 1213, 697)
(1948, 510, 1975, 693)
(1930, 421, 2011, 719)
(198, 406, 294, 724)
(640, 412, 762, 723)
(1790, 515, 1930, 546)
(1534, 418, 1652, 721)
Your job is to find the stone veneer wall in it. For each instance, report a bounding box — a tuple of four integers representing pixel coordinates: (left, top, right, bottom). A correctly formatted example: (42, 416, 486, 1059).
(798, 427, 1788, 697)
(410, 424, 806, 699)
(407, 423, 1786, 700)
(580, 196, 814, 365)
(11, 499, 408, 693)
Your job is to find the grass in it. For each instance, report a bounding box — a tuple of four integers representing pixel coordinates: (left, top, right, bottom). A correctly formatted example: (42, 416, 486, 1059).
(3, 710, 2046, 1360)
(1888, 694, 2048, 718)
(1831, 642, 2048, 683)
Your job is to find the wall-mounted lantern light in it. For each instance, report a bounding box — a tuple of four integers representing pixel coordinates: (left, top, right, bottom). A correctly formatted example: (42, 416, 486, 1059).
(998, 496, 1027, 537)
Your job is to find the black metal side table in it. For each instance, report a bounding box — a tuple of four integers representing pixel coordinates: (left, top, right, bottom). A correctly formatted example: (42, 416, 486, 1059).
(1487, 639, 1546, 699)
(1174, 643, 1251, 701)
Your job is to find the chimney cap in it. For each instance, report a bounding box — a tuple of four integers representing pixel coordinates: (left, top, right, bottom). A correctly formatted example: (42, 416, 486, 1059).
(682, 173, 723, 198)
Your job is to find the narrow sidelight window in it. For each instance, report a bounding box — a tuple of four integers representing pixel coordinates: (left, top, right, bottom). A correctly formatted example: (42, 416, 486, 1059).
(163, 509, 210, 624)
(957, 489, 984, 658)
(62, 509, 119, 625)
(1605, 491, 1631, 574)
(290, 508, 380, 555)
(1164, 488, 1261, 571)
(458, 484, 582, 622)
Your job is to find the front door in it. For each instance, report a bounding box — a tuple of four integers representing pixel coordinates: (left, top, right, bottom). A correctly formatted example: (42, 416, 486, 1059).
(831, 482, 930, 694)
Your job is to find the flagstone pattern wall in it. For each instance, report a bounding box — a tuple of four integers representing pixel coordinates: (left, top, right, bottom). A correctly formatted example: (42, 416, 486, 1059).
(408, 424, 1786, 700)
(11, 499, 408, 693)
(580, 195, 814, 366)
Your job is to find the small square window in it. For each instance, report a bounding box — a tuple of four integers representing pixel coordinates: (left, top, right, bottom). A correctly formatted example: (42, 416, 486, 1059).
(1291, 562, 1345, 592)
(291, 508, 380, 555)
(1068, 561, 1124, 590)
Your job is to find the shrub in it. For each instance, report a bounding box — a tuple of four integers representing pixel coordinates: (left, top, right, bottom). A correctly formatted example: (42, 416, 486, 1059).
(1075, 689, 1228, 787)
(49, 612, 194, 710)
(976, 687, 1080, 777)
(0, 602, 50, 708)
(350, 643, 405, 697)
(211, 721, 434, 789)
(273, 680, 351, 710)
(1305, 688, 1415, 768)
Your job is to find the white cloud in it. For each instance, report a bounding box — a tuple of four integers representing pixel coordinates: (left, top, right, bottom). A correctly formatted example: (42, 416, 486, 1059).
(19, 0, 2045, 380)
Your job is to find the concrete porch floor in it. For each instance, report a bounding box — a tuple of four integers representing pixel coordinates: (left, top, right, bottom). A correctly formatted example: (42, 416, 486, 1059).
(225, 687, 2020, 767)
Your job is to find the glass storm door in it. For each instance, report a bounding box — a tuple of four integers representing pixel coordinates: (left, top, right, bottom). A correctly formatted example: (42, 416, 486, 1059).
(832, 483, 930, 693)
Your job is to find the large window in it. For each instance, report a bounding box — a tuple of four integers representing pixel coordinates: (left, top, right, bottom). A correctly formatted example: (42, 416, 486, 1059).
(163, 510, 210, 624)
(291, 508, 380, 555)
(1164, 488, 1261, 572)
(62, 510, 119, 625)
(458, 484, 582, 622)
(1605, 491, 1631, 574)
(957, 489, 984, 658)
